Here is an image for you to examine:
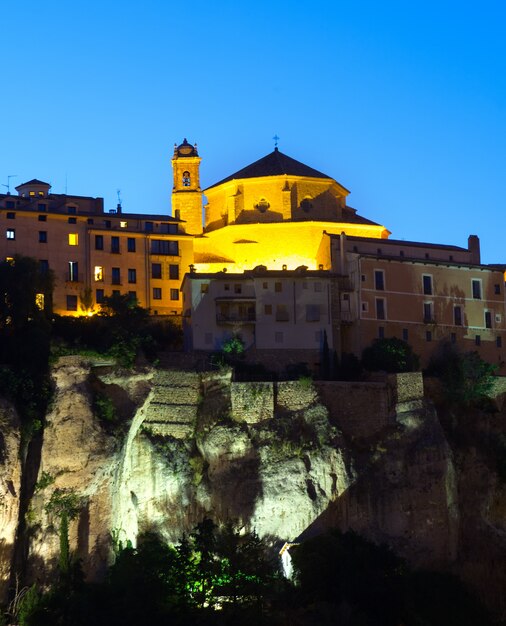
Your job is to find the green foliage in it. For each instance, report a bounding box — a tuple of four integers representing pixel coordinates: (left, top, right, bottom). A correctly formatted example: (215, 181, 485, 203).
(16, 585, 41, 626)
(428, 343, 498, 406)
(362, 337, 420, 373)
(45, 489, 81, 576)
(221, 335, 245, 356)
(93, 392, 117, 424)
(34, 471, 55, 493)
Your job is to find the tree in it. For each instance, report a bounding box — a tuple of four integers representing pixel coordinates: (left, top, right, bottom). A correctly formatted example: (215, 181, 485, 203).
(362, 337, 420, 373)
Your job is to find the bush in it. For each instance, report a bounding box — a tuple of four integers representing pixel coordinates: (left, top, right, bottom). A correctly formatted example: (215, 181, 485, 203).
(362, 337, 420, 373)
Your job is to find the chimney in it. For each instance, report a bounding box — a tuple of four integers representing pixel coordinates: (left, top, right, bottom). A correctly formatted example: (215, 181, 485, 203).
(468, 235, 480, 265)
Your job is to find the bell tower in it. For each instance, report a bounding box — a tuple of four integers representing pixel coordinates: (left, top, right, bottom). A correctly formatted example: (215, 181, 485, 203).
(171, 138, 203, 234)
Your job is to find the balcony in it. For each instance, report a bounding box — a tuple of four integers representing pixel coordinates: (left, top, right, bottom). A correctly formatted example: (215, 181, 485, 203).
(216, 311, 256, 324)
(216, 299, 256, 325)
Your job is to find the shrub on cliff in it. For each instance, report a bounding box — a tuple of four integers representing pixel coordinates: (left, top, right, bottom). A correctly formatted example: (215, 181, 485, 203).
(362, 337, 420, 373)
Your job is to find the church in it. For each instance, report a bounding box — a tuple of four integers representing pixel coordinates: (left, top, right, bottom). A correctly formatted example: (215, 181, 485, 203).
(0, 140, 504, 372)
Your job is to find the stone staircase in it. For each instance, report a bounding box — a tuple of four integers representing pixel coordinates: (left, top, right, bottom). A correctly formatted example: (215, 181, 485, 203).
(142, 370, 201, 439)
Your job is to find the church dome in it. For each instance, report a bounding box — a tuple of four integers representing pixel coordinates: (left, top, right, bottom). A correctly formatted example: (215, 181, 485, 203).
(174, 138, 198, 157)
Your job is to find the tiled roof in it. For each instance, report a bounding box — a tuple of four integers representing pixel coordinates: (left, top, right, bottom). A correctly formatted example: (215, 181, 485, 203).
(207, 148, 335, 190)
(16, 178, 50, 187)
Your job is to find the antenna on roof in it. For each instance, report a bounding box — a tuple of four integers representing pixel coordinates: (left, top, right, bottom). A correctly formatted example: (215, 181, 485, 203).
(2, 175, 17, 195)
(273, 134, 280, 149)
(65, 173, 68, 195)
(116, 188, 122, 213)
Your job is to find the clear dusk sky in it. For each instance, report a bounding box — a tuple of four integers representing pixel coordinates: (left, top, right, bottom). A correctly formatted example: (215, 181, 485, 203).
(2, 1, 505, 263)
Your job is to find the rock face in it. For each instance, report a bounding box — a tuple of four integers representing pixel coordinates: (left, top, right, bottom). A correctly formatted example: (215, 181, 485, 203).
(1, 360, 506, 619)
(0, 400, 21, 602)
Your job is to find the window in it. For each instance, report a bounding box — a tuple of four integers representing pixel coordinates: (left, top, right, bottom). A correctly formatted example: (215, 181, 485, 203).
(128, 291, 137, 302)
(224, 284, 230, 291)
(472, 279, 482, 300)
(68, 261, 79, 282)
(495, 284, 501, 295)
(68, 233, 78, 246)
(111, 267, 121, 285)
(68, 217, 77, 224)
(151, 240, 179, 255)
(361, 302, 368, 312)
(454, 306, 462, 326)
(423, 302, 433, 322)
(378, 327, 385, 339)
(87, 218, 94, 225)
(120, 221, 127, 228)
(314, 282, 322, 293)
(96, 289, 105, 304)
(66, 295, 78, 311)
(497, 336, 502, 348)
(67, 206, 77, 214)
(274, 281, 282, 293)
(6, 212, 15, 219)
(39, 260, 49, 273)
(361, 274, 366, 282)
(374, 270, 384, 290)
(128, 269, 136, 284)
(5, 201, 14, 209)
(425, 253, 430, 259)
(275, 331, 283, 344)
(111, 236, 120, 253)
(475, 335, 481, 346)
(170, 289, 179, 301)
(6, 229, 15, 240)
(262, 282, 268, 289)
(485, 311, 492, 329)
(201, 283, 209, 294)
(264, 304, 272, 315)
(169, 264, 179, 280)
(306, 304, 320, 322)
(151, 263, 162, 279)
(451, 332, 457, 344)
(400, 250, 404, 257)
(377, 248, 382, 255)
(422, 275, 433, 295)
(38, 215, 47, 222)
(153, 287, 162, 300)
(145, 221, 154, 232)
(94, 266, 104, 282)
(234, 284, 242, 294)
(182, 171, 191, 187)
(95, 235, 104, 250)
(402, 328, 408, 341)
(376, 298, 385, 320)
(276, 304, 289, 322)
(426, 331, 432, 342)
(105, 220, 111, 228)
(38, 231, 47, 243)
(160, 223, 178, 234)
(112, 290, 120, 297)
(127, 237, 136, 252)
(35, 294, 44, 310)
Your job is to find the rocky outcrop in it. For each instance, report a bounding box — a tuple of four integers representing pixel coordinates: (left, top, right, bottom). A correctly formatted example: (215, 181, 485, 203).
(2, 360, 506, 619)
(0, 400, 21, 602)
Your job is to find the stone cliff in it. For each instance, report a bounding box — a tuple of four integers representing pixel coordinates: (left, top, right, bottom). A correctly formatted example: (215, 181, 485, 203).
(1, 358, 506, 619)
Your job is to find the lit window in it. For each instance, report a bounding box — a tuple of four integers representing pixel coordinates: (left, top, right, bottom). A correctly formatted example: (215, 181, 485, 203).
(170, 289, 179, 301)
(120, 221, 128, 228)
(68, 261, 79, 282)
(35, 293, 44, 310)
(68, 233, 78, 246)
(29, 191, 35, 197)
(6, 229, 15, 240)
(94, 266, 104, 282)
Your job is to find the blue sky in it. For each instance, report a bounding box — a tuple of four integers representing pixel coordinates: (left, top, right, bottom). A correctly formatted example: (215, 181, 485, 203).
(2, 1, 506, 263)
